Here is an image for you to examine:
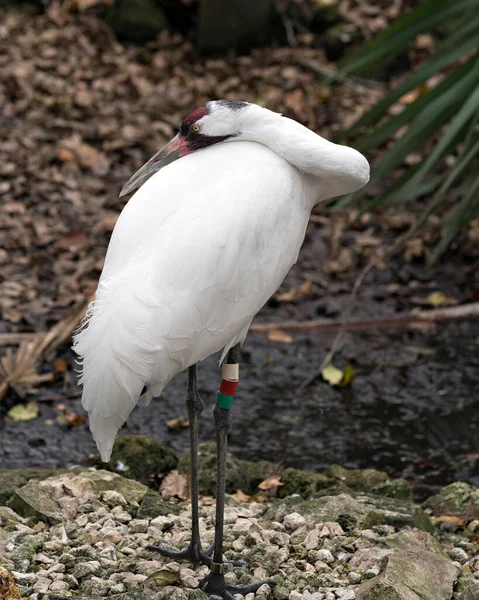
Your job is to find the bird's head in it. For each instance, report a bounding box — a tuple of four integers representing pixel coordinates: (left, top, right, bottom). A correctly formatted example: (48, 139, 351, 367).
(120, 100, 259, 197)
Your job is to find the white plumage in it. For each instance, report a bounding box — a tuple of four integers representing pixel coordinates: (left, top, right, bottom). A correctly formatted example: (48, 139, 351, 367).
(73, 101, 369, 462)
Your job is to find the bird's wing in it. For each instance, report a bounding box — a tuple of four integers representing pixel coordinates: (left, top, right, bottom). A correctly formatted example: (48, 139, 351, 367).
(73, 142, 311, 460)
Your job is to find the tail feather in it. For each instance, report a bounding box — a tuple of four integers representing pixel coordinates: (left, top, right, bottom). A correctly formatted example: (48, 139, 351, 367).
(73, 277, 158, 462)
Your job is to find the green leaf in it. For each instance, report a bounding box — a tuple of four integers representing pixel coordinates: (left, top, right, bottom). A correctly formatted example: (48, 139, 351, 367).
(340, 0, 476, 74)
(349, 41, 479, 140)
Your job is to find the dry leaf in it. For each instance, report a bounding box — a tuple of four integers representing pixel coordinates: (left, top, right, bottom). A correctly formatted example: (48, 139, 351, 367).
(143, 569, 180, 587)
(54, 231, 91, 253)
(267, 329, 293, 344)
(159, 470, 188, 500)
(7, 400, 39, 422)
(53, 358, 68, 372)
(167, 416, 189, 431)
(258, 477, 283, 492)
(277, 279, 313, 302)
(0, 300, 89, 401)
(435, 515, 465, 528)
(0, 570, 21, 600)
(236, 489, 252, 502)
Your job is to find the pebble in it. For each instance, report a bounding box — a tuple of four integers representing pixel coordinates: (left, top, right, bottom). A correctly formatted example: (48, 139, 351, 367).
(347, 571, 361, 584)
(316, 549, 334, 564)
(129, 518, 149, 533)
(283, 512, 306, 530)
(33, 576, 52, 593)
(449, 547, 469, 563)
(99, 527, 123, 544)
(336, 589, 355, 599)
(49, 579, 70, 592)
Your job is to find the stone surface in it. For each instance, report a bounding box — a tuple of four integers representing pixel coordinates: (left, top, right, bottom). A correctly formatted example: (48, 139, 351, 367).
(278, 468, 332, 499)
(356, 548, 457, 600)
(424, 482, 479, 520)
(277, 492, 433, 532)
(372, 479, 412, 502)
(136, 490, 181, 519)
(90, 435, 178, 487)
(323, 465, 388, 491)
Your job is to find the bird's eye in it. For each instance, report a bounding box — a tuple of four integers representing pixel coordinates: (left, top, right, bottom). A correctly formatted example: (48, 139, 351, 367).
(191, 124, 201, 133)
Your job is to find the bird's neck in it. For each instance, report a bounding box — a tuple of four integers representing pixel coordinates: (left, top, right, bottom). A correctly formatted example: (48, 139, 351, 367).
(241, 110, 370, 202)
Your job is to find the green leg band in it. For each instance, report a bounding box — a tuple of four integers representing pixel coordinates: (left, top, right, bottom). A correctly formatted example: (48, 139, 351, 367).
(217, 392, 234, 409)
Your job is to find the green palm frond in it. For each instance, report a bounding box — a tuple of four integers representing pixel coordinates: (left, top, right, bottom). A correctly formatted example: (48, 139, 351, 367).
(338, 0, 479, 260)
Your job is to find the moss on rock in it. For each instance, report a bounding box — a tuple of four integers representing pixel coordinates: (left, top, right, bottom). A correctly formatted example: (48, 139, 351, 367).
(356, 548, 457, 600)
(278, 467, 332, 499)
(324, 464, 389, 491)
(424, 482, 479, 520)
(372, 478, 412, 502)
(90, 435, 178, 487)
(136, 490, 181, 519)
(178, 443, 238, 495)
(0, 469, 66, 506)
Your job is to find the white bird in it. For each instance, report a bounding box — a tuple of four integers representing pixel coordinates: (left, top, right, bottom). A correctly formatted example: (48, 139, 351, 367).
(73, 99, 369, 598)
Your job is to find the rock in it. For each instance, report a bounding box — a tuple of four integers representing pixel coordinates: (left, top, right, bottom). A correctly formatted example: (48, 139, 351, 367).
(458, 581, 479, 600)
(372, 479, 412, 502)
(0, 469, 65, 505)
(278, 468, 332, 499)
(129, 518, 149, 533)
(72, 560, 101, 579)
(424, 482, 479, 520)
(316, 549, 334, 564)
(137, 490, 181, 519)
(323, 465, 389, 491)
(53, 470, 148, 504)
(101, 490, 128, 508)
(0, 507, 26, 526)
(356, 548, 457, 600)
(178, 442, 272, 496)
(381, 530, 443, 555)
(90, 435, 178, 487)
(178, 443, 235, 495)
(6, 482, 63, 524)
(283, 492, 434, 532)
(449, 547, 468, 563)
(283, 512, 306, 530)
(349, 547, 393, 572)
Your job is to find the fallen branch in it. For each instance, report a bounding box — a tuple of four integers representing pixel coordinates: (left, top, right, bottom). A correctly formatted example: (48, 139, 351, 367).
(250, 302, 479, 334)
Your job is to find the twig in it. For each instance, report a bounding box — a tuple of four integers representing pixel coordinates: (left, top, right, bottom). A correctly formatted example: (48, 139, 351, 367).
(250, 302, 479, 334)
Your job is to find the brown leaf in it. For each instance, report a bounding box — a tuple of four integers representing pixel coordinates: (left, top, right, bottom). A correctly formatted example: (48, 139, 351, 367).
(54, 231, 91, 253)
(159, 470, 188, 500)
(236, 489, 252, 502)
(277, 279, 313, 303)
(267, 329, 293, 344)
(167, 416, 189, 431)
(0, 570, 22, 600)
(258, 477, 283, 492)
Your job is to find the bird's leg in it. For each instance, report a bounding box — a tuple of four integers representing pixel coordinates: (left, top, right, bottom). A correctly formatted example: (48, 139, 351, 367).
(202, 345, 275, 599)
(148, 365, 212, 565)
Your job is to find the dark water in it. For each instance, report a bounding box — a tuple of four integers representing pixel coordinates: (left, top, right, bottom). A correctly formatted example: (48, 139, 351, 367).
(1, 320, 478, 501)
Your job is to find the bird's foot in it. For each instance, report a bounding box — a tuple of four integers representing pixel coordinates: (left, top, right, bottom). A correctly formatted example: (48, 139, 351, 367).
(147, 540, 212, 566)
(147, 542, 247, 569)
(200, 569, 275, 599)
